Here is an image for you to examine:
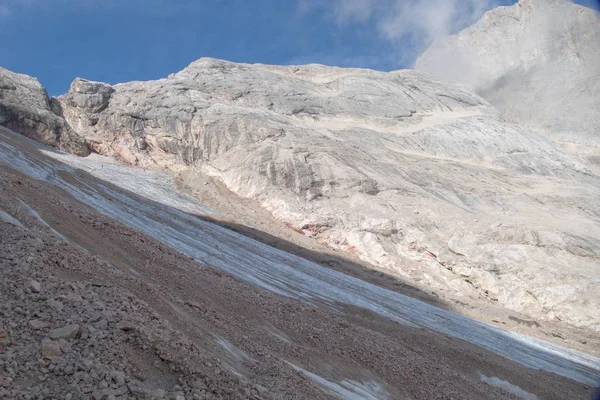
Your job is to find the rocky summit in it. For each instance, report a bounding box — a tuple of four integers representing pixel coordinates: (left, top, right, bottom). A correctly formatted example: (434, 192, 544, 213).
(417, 0, 600, 168)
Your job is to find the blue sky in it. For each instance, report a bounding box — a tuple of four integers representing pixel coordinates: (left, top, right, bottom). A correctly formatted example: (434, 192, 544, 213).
(0, 0, 597, 96)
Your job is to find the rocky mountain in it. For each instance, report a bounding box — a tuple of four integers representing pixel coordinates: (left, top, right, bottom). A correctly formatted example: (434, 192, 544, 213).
(0, 1, 598, 332)
(1, 1, 599, 397)
(416, 0, 600, 166)
(0, 67, 89, 156)
(43, 57, 599, 331)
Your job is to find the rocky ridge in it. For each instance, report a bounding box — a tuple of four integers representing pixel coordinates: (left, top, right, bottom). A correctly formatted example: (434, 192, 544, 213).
(0, 67, 89, 156)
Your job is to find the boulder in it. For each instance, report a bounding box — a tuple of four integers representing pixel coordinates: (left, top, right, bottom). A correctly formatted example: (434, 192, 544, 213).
(29, 319, 51, 329)
(41, 340, 62, 358)
(29, 280, 41, 293)
(48, 324, 81, 340)
(63, 78, 114, 113)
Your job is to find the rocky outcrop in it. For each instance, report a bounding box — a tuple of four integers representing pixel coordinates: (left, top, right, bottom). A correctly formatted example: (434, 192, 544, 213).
(54, 58, 600, 331)
(62, 78, 114, 114)
(0, 67, 90, 156)
(416, 0, 600, 166)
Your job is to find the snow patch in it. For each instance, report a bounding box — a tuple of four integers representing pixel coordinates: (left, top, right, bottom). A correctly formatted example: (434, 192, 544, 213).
(41, 149, 217, 217)
(288, 363, 388, 400)
(17, 198, 73, 244)
(479, 373, 539, 400)
(0, 210, 23, 227)
(216, 338, 253, 362)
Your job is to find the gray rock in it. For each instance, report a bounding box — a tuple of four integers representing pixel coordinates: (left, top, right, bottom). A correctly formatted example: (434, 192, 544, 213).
(59, 339, 72, 353)
(47, 299, 64, 311)
(63, 78, 114, 113)
(29, 280, 41, 293)
(81, 385, 94, 394)
(110, 371, 126, 386)
(29, 319, 51, 330)
(48, 324, 81, 340)
(115, 321, 136, 332)
(0, 67, 90, 156)
(127, 380, 164, 399)
(94, 319, 108, 331)
(0, 331, 9, 348)
(89, 312, 103, 323)
(41, 340, 62, 358)
(65, 293, 83, 302)
(114, 385, 129, 396)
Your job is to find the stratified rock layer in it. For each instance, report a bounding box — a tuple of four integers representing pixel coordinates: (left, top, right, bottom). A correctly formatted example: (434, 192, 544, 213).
(53, 57, 600, 330)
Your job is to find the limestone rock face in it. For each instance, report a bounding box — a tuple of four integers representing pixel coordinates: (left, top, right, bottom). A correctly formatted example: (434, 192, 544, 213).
(0, 67, 90, 156)
(63, 78, 115, 113)
(55, 58, 600, 330)
(416, 0, 600, 166)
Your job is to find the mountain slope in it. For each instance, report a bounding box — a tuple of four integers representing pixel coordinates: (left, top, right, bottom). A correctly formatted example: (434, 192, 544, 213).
(1, 126, 598, 398)
(40, 58, 600, 331)
(416, 0, 600, 160)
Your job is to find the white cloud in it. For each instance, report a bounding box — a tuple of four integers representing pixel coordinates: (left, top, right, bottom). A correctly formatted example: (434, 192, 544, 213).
(303, 0, 510, 67)
(0, 5, 9, 17)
